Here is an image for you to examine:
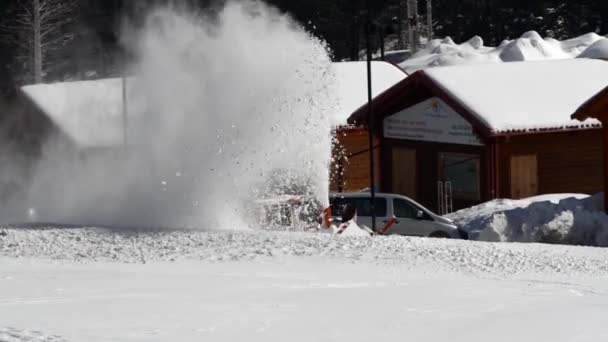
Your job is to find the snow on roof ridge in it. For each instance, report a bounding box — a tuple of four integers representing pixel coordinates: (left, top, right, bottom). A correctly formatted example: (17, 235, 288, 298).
(423, 58, 607, 134)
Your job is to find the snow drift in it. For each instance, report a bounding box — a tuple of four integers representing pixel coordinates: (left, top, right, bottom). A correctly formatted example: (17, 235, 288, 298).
(448, 193, 608, 247)
(400, 31, 608, 73)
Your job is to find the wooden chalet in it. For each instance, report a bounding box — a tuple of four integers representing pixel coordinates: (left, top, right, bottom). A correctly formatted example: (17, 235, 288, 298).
(572, 85, 608, 211)
(349, 59, 608, 213)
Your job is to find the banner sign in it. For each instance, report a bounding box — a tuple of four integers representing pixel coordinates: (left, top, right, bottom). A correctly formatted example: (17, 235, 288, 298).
(383, 97, 482, 146)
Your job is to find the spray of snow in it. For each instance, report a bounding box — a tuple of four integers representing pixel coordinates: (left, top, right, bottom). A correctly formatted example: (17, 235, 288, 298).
(3, 1, 336, 229)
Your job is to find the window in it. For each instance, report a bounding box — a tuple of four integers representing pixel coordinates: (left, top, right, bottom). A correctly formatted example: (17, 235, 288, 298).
(440, 153, 481, 201)
(393, 199, 418, 219)
(354, 198, 387, 217)
(330, 197, 387, 218)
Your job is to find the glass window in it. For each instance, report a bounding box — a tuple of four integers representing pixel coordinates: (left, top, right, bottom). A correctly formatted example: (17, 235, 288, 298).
(330, 197, 387, 218)
(393, 199, 418, 219)
(354, 197, 387, 217)
(441, 154, 481, 201)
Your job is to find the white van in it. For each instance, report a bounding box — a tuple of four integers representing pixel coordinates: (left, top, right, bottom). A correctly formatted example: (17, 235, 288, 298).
(329, 192, 467, 239)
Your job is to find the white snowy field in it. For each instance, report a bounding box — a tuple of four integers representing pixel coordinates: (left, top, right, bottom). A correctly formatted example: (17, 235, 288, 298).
(2, 228, 608, 342)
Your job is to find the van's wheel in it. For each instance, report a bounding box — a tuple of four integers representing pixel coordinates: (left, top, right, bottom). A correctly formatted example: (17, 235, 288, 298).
(429, 231, 451, 239)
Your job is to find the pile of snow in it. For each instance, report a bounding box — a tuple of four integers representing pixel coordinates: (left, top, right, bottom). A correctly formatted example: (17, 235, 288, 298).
(424, 58, 608, 133)
(448, 193, 608, 246)
(400, 31, 608, 73)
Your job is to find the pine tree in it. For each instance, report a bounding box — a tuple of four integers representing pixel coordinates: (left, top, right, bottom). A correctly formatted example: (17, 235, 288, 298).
(0, 0, 77, 84)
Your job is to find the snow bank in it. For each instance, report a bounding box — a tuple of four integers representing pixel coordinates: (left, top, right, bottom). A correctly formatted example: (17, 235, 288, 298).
(400, 31, 607, 73)
(448, 193, 608, 246)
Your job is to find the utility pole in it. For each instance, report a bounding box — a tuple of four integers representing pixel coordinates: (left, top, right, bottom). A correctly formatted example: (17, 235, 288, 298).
(122, 74, 128, 148)
(379, 28, 385, 60)
(115, 0, 128, 148)
(407, 0, 419, 53)
(427, 0, 433, 40)
(365, 0, 377, 232)
(398, 0, 407, 50)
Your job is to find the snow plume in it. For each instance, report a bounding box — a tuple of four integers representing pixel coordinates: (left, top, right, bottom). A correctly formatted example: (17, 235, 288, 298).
(5, 1, 336, 229)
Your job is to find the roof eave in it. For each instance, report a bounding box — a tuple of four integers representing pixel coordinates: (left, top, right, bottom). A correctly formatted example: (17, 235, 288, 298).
(571, 85, 608, 121)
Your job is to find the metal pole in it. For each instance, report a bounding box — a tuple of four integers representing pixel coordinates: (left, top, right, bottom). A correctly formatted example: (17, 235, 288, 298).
(407, 0, 418, 53)
(427, 0, 433, 40)
(365, 0, 377, 232)
(115, 0, 128, 149)
(122, 75, 128, 148)
(379, 26, 385, 61)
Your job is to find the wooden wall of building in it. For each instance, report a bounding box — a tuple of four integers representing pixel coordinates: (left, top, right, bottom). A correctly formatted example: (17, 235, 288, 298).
(330, 127, 380, 192)
(497, 129, 604, 198)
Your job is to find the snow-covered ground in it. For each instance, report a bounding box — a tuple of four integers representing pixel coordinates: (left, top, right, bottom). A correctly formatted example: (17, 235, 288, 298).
(2, 227, 608, 341)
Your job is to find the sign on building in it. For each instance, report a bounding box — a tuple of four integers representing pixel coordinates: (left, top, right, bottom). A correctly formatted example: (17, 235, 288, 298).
(383, 97, 482, 146)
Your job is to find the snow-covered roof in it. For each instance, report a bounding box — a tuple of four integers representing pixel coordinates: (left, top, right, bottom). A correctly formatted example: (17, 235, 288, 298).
(399, 31, 607, 73)
(424, 58, 607, 134)
(20, 62, 404, 142)
(21, 78, 126, 148)
(332, 61, 407, 126)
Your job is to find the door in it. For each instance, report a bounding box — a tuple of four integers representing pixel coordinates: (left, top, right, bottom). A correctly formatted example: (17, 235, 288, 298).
(352, 197, 388, 231)
(392, 147, 416, 198)
(439, 153, 481, 211)
(389, 198, 442, 237)
(390, 198, 424, 236)
(510, 154, 538, 199)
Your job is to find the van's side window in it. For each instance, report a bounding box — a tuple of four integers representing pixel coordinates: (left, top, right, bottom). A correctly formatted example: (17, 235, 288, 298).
(393, 199, 418, 219)
(355, 198, 387, 217)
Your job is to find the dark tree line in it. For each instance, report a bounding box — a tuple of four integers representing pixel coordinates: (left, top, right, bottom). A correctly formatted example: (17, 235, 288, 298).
(0, 0, 606, 91)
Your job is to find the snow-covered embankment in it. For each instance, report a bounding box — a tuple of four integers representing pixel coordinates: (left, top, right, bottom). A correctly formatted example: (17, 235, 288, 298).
(448, 193, 608, 246)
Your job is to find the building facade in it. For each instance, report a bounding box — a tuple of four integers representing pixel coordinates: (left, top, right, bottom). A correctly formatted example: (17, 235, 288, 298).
(349, 59, 608, 213)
